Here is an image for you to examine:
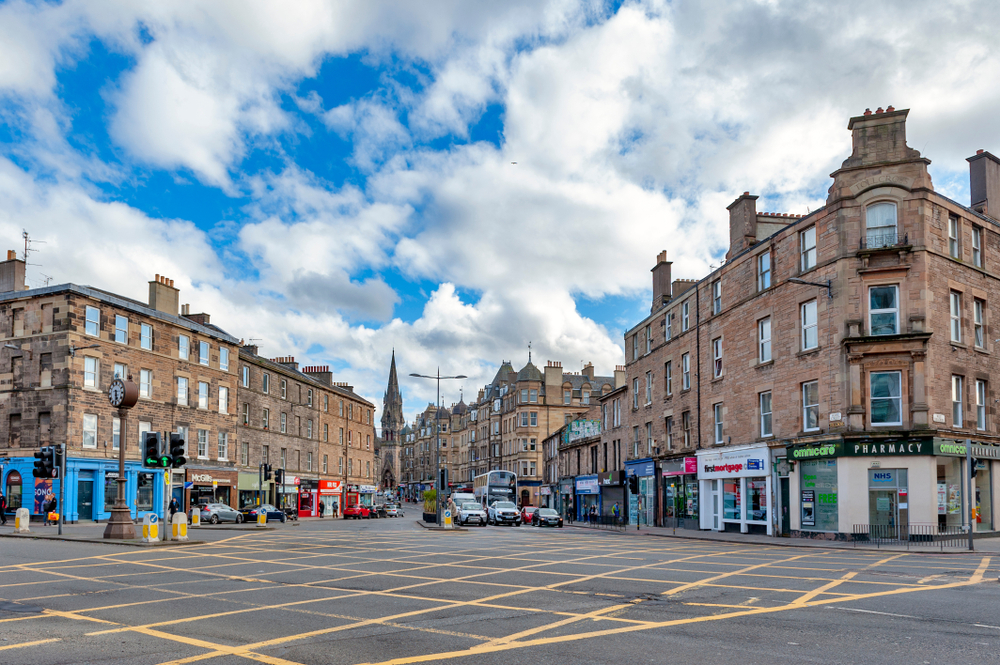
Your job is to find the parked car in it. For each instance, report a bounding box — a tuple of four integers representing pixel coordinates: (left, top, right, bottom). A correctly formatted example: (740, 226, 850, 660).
(532, 508, 564, 527)
(200, 503, 243, 524)
(520, 506, 538, 525)
(239, 504, 287, 523)
(488, 501, 520, 526)
(343, 504, 371, 519)
(458, 502, 487, 526)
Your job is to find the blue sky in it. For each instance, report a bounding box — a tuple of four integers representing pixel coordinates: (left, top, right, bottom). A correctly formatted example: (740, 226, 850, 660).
(1, 0, 999, 422)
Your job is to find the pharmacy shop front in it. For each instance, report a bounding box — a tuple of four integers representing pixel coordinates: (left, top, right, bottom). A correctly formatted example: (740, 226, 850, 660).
(698, 444, 772, 535)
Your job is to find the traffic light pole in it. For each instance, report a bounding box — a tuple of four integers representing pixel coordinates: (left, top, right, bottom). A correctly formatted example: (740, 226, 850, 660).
(58, 443, 65, 536)
(103, 408, 136, 539)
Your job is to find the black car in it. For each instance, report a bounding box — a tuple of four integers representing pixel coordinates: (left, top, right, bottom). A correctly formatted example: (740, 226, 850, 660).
(532, 508, 564, 527)
(239, 504, 287, 523)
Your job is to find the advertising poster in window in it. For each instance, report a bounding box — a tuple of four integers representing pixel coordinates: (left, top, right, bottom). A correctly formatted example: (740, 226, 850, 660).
(800, 459, 837, 531)
(34, 478, 52, 513)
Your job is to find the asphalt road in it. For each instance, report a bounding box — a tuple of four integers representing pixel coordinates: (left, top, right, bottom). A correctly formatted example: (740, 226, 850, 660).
(1, 517, 999, 665)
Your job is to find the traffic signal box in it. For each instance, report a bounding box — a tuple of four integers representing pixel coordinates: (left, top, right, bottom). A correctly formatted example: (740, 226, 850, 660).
(32, 446, 58, 479)
(169, 433, 186, 468)
(144, 432, 187, 468)
(274, 469, 284, 485)
(263, 464, 273, 481)
(628, 475, 639, 494)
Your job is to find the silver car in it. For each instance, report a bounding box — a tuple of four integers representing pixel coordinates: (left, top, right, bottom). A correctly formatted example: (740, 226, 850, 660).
(458, 502, 487, 526)
(200, 502, 244, 524)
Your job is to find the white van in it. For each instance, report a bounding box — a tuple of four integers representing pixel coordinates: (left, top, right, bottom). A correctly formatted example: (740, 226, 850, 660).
(451, 492, 475, 506)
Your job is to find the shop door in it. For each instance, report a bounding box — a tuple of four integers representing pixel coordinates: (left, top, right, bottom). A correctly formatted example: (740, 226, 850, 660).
(869, 489, 898, 537)
(77, 480, 93, 521)
(711, 480, 721, 530)
(780, 477, 790, 536)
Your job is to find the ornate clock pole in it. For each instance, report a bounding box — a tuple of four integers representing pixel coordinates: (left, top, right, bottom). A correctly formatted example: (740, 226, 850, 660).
(104, 376, 139, 539)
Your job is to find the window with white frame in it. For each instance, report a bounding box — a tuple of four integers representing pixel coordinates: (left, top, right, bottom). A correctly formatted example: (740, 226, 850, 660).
(870, 371, 902, 426)
(307, 419, 313, 439)
(520, 389, 527, 404)
(757, 252, 771, 291)
(176, 376, 188, 406)
(197, 429, 208, 458)
(85, 306, 99, 336)
(280, 412, 287, 433)
(632, 379, 639, 409)
(242, 365, 249, 387)
(241, 442, 249, 466)
(220, 347, 229, 372)
(759, 317, 771, 363)
(199, 341, 209, 366)
(760, 391, 772, 437)
(179, 335, 189, 360)
(582, 389, 590, 405)
(977, 379, 987, 430)
(632, 426, 640, 457)
(953, 375, 964, 428)
(113, 362, 127, 380)
(323, 454, 328, 473)
(530, 389, 538, 403)
(646, 422, 653, 455)
(262, 372, 269, 393)
(948, 216, 960, 258)
(198, 381, 209, 409)
(530, 411, 537, 426)
(712, 337, 722, 378)
(975, 299, 985, 348)
(800, 226, 817, 271)
(564, 389, 571, 405)
(665, 416, 673, 449)
(115, 315, 128, 344)
(682, 353, 690, 390)
(281, 379, 287, 399)
(632, 333, 639, 361)
(682, 301, 690, 331)
(307, 389, 313, 407)
(140, 323, 152, 350)
(869, 285, 899, 335)
(713, 403, 724, 443)
(82, 413, 97, 448)
(682, 411, 691, 446)
(866, 202, 897, 248)
(973, 225, 983, 267)
(218, 432, 228, 460)
(139, 369, 152, 398)
(665, 312, 672, 340)
(241, 402, 249, 425)
(665, 361, 673, 396)
(307, 451, 313, 472)
(262, 408, 269, 430)
(645, 324, 652, 353)
(802, 381, 819, 431)
(712, 280, 722, 315)
(218, 386, 228, 414)
(950, 291, 962, 343)
(324, 423, 329, 442)
(801, 300, 818, 350)
(84, 357, 98, 388)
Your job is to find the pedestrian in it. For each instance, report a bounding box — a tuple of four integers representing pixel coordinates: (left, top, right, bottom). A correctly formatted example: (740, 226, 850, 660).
(43, 492, 58, 526)
(0, 490, 7, 526)
(612, 502, 620, 524)
(169, 497, 180, 521)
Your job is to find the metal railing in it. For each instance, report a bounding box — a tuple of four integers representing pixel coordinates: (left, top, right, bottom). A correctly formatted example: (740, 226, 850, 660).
(862, 229, 907, 249)
(572, 514, 626, 532)
(851, 523, 970, 550)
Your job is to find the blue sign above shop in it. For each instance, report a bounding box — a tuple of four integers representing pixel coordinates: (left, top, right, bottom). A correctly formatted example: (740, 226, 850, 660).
(626, 459, 655, 477)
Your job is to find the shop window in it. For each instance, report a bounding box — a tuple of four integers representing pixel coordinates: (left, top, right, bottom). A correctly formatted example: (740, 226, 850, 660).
(137, 474, 154, 512)
(869, 285, 898, 335)
(870, 468, 907, 528)
(5, 469, 22, 510)
(104, 474, 119, 512)
(800, 459, 838, 531)
(870, 371, 902, 426)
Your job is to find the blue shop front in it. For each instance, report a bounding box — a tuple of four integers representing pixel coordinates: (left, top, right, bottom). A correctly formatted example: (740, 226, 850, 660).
(575, 474, 600, 520)
(626, 458, 656, 526)
(1, 455, 166, 522)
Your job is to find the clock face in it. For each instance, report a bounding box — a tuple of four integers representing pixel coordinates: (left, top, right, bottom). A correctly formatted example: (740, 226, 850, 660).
(109, 379, 125, 407)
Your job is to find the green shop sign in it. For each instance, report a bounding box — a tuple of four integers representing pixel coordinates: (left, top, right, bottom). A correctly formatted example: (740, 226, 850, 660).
(790, 442, 843, 460)
(933, 439, 967, 457)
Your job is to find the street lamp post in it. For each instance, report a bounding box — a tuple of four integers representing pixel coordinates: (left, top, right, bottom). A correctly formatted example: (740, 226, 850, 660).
(410, 368, 466, 525)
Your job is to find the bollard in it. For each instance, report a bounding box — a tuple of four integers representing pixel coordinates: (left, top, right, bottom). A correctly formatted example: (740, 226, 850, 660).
(142, 513, 160, 543)
(190, 511, 200, 527)
(443, 508, 453, 530)
(171, 512, 188, 541)
(14, 507, 30, 533)
(257, 511, 267, 528)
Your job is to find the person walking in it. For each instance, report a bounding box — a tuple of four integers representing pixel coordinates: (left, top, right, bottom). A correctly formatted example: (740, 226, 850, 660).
(168, 497, 180, 521)
(43, 492, 58, 526)
(0, 490, 7, 526)
(612, 502, 621, 524)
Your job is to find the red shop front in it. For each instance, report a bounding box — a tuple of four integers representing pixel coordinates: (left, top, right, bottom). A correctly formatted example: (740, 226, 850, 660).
(319, 480, 342, 517)
(298, 479, 318, 518)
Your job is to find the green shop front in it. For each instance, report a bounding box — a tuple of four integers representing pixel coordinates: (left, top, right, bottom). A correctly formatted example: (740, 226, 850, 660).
(788, 437, 1000, 539)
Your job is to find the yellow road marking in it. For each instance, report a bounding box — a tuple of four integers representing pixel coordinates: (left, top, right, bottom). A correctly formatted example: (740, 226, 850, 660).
(971, 556, 992, 583)
(0, 638, 61, 651)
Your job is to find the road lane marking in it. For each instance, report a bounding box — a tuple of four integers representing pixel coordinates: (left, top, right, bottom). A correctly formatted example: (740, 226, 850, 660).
(0, 637, 60, 651)
(971, 556, 992, 583)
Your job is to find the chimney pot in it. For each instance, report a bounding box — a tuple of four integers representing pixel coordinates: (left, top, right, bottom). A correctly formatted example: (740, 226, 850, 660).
(743, 191, 749, 196)
(886, 105, 895, 112)
(978, 149, 985, 155)
(863, 108, 871, 116)
(875, 107, 884, 114)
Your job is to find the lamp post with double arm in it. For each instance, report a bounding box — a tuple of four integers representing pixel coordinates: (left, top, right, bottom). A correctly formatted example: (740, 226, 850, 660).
(410, 368, 466, 525)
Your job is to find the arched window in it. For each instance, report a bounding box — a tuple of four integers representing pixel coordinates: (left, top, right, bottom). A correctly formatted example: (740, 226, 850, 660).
(5, 470, 22, 510)
(866, 202, 898, 248)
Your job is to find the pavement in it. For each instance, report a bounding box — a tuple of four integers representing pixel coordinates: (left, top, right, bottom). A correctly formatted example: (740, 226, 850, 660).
(1, 517, 999, 665)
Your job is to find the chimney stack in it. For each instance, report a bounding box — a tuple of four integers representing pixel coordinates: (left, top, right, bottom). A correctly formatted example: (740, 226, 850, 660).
(148, 274, 179, 316)
(844, 107, 919, 168)
(726, 192, 758, 259)
(582, 362, 595, 380)
(650, 250, 672, 313)
(968, 149, 1000, 220)
(0, 250, 26, 293)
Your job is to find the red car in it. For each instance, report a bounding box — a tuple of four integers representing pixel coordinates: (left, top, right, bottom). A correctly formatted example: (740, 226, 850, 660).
(520, 506, 538, 525)
(343, 504, 371, 519)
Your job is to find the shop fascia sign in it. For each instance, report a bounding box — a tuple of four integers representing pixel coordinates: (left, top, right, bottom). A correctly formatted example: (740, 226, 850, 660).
(698, 447, 768, 478)
(790, 442, 843, 460)
(625, 460, 655, 477)
(845, 439, 928, 457)
(661, 457, 697, 477)
(190, 473, 230, 484)
(933, 438, 1000, 459)
(575, 476, 600, 494)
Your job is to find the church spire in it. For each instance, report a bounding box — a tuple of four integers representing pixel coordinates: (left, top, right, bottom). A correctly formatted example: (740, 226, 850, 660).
(381, 349, 404, 443)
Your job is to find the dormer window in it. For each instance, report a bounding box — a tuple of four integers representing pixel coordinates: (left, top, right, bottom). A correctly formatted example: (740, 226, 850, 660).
(866, 202, 897, 248)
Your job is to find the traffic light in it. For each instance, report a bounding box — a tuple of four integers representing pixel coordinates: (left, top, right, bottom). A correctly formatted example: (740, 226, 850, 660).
(32, 446, 55, 479)
(169, 432, 186, 468)
(628, 475, 639, 494)
(274, 469, 284, 485)
(143, 432, 164, 468)
(52, 444, 63, 479)
(438, 468, 448, 491)
(263, 464, 272, 481)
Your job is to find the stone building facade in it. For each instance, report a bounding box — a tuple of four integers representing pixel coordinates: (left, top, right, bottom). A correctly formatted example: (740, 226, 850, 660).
(0, 269, 238, 521)
(234, 349, 376, 515)
(618, 107, 1000, 538)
